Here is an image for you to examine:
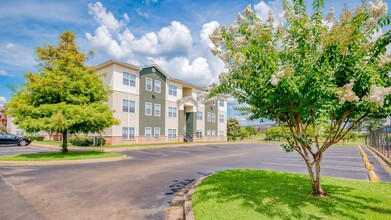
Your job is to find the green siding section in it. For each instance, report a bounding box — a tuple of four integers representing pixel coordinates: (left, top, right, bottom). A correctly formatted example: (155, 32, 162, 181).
(185, 112, 196, 138)
(204, 102, 218, 133)
(139, 67, 166, 135)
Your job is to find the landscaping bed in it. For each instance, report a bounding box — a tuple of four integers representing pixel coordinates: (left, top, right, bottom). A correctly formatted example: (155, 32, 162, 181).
(0, 151, 122, 161)
(192, 169, 391, 220)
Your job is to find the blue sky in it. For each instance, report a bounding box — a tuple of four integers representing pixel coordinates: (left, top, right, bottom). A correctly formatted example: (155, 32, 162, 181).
(0, 0, 389, 125)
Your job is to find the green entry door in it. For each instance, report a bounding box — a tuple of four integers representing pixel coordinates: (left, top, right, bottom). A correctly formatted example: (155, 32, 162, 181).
(186, 112, 194, 139)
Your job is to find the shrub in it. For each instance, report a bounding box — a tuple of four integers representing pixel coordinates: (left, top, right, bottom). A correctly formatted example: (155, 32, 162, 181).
(95, 137, 106, 146)
(34, 135, 45, 141)
(69, 136, 93, 146)
(24, 135, 35, 140)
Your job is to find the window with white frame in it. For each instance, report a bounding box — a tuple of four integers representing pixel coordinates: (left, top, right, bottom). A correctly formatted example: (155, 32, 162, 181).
(219, 99, 224, 107)
(154, 127, 160, 139)
(122, 127, 135, 140)
(146, 77, 152, 91)
(145, 102, 152, 116)
(155, 80, 161, 93)
(207, 112, 211, 122)
(212, 113, 216, 122)
(219, 131, 224, 139)
(154, 103, 161, 116)
(145, 127, 152, 140)
(168, 129, 177, 139)
(168, 85, 177, 96)
(122, 99, 135, 113)
(196, 111, 203, 120)
(212, 130, 216, 136)
(168, 107, 177, 117)
(196, 92, 201, 101)
(207, 130, 211, 137)
(219, 114, 224, 123)
(196, 130, 203, 138)
(123, 72, 136, 87)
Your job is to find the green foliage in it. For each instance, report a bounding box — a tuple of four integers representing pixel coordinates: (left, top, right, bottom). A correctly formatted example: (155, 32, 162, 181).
(23, 135, 45, 141)
(7, 31, 119, 153)
(265, 127, 284, 140)
(227, 118, 242, 142)
(354, 117, 386, 132)
(245, 126, 258, 136)
(69, 136, 93, 146)
(95, 137, 106, 146)
(239, 128, 250, 140)
(209, 0, 391, 195)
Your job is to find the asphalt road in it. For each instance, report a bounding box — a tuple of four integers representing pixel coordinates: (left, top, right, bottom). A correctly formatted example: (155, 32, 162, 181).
(0, 143, 389, 220)
(0, 145, 52, 156)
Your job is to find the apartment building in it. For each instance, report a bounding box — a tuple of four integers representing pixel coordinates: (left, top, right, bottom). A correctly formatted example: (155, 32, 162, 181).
(0, 105, 7, 131)
(95, 60, 228, 145)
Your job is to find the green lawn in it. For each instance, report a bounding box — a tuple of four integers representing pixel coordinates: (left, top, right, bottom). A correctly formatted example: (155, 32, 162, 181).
(0, 151, 122, 161)
(192, 169, 391, 220)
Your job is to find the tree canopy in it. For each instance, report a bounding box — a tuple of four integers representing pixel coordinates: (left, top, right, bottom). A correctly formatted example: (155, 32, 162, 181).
(208, 0, 391, 195)
(227, 118, 242, 141)
(7, 31, 118, 153)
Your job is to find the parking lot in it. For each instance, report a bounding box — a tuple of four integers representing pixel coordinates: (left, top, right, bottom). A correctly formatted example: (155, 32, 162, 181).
(0, 145, 52, 156)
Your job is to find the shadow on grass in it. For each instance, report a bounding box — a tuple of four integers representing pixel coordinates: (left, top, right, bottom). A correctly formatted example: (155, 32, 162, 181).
(192, 169, 391, 220)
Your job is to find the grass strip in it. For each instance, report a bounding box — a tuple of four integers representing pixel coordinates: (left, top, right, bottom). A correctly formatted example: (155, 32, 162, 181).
(192, 169, 391, 220)
(0, 151, 122, 161)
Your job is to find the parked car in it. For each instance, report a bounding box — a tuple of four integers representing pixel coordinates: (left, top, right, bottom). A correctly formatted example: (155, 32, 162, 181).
(0, 132, 32, 146)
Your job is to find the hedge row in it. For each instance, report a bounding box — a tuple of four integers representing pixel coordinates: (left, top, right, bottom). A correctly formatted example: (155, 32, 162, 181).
(23, 135, 45, 141)
(69, 136, 106, 146)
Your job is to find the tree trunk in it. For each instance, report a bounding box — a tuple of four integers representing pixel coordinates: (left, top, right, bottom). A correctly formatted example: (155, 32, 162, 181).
(62, 130, 68, 154)
(304, 157, 327, 196)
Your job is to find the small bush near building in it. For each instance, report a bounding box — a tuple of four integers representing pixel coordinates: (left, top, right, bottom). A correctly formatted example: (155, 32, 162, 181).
(95, 137, 106, 146)
(34, 135, 45, 141)
(69, 136, 93, 146)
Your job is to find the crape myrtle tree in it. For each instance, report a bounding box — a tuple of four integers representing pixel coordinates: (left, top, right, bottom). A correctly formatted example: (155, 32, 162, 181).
(207, 0, 391, 196)
(7, 31, 119, 153)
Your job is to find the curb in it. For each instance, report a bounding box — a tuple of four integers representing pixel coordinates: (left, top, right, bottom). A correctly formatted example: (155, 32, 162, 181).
(0, 154, 129, 166)
(166, 175, 209, 220)
(358, 145, 379, 182)
(365, 145, 391, 167)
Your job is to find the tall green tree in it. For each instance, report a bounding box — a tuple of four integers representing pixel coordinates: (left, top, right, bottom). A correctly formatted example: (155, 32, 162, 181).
(354, 117, 387, 133)
(245, 126, 258, 136)
(7, 31, 118, 153)
(208, 0, 391, 195)
(227, 118, 242, 141)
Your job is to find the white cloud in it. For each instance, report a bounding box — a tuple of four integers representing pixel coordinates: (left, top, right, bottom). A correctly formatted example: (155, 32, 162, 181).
(254, 0, 284, 23)
(88, 2, 129, 32)
(149, 57, 213, 86)
(0, 69, 9, 76)
(0, 97, 6, 106)
(135, 8, 148, 18)
(5, 43, 15, 49)
(144, 0, 158, 5)
(86, 26, 132, 59)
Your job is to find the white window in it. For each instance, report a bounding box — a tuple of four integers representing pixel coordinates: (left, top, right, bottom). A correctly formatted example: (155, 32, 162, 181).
(122, 99, 135, 113)
(169, 85, 177, 96)
(196, 111, 203, 120)
(146, 77, 152, 91)
(219, 114, 224, 123)
(196, 130, 203, 138)
(145, 102, 152, 116)
(145, 127, 152, 140)
(219, 131, 224, 139)
(168, 107, 177, 117)
(212, 130, 216, 136)
(219, 99, 224, 107)
(154, 103, 161, 116)
(154, 127, 160, 139)
(207, 130, 211, 137)
(123, 72, 136, 87)
(122, 127, 135, 140)
(207, 112, 211, 122)
(196, 92, 201, 101)
(155, 80, 161, 93)
(168, 129, 177, 139)
(212, 113, 216, 122)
